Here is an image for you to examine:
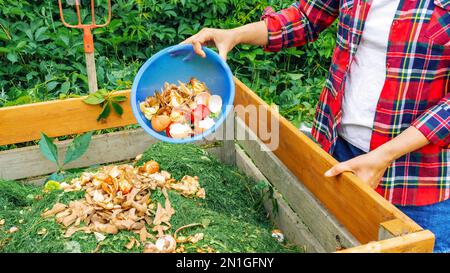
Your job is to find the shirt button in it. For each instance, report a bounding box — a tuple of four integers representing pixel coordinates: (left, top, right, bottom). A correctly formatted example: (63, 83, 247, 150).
(392, 21, 399, 27)
(386, 62, 391, 68)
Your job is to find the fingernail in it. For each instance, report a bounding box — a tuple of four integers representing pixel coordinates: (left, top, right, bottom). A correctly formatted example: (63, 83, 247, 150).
(324, 170, 332, 177)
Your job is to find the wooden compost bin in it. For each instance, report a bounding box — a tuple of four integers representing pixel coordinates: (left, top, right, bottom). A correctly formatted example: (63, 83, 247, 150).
(0, 78, 435, 253)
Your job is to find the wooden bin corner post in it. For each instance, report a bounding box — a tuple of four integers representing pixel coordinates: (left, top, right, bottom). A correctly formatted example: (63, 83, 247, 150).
(232, 77, 434, 252)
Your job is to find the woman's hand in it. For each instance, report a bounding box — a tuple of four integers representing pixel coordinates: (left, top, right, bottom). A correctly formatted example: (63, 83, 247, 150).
(324, 149, 392, 188)
(324, 126, 430, 189)
(181, 21, 268, 60)
(181, 28, 238, 60)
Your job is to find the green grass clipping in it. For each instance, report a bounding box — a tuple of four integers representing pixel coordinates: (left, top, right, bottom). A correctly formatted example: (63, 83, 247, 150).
(0, 143, 301, 253)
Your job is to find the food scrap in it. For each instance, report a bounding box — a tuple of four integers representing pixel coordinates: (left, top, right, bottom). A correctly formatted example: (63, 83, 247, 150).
(271, 229, 285, 243)
(40, 160, 206, 253)
(139, 78, 223, 139)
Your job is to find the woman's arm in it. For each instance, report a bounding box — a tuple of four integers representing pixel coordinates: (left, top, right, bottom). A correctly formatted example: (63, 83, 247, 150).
(181, 21, 268, 60)
(182, 1, 340, 60)
(324, 126, 430, 188)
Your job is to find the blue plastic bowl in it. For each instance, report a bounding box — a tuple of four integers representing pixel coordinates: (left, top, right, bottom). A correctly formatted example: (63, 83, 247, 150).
(131, 44, 235, 143)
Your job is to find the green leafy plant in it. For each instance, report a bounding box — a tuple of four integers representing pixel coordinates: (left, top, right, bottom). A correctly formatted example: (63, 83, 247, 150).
(38, 131, 93, 182)
(0, 0, 336, 126)
(253, 179, 278, 216)
(83, 89, 127, 121)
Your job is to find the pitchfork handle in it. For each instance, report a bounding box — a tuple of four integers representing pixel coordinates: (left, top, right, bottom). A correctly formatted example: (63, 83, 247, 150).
(83, 28, 97, 93)
(85, 52, 98, 93)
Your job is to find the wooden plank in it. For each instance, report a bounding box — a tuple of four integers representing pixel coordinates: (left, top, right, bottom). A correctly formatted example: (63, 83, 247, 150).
(219, 112, 236, 166)
(235, 144, 326, 253)
(0, 128, 155, 181)
(236, 117, 359, 251)
(0, 128, 223, 182)
(233, 77, 422, 243)
(378, 219, 420, 240)
(338, 230, 435, 253)
(0, 90, 136, 146)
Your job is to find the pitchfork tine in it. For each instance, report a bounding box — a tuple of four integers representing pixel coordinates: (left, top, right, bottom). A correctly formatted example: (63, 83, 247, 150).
(75, 0, 82, 27)
(95, 0, 112, 28)
(57, 0, 112, 93)
(91, 0, 96, 25)
(58, 0, 75, 28)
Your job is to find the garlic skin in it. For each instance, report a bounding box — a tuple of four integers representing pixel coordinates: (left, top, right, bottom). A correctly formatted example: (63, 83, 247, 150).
(169, 123, 193, 139)
(199, 117, 215, 130)
(155, 235, 177, 253)
(143, 235, 177, 253)
(92, 190, 105, 202)
(208, 95, 222, 114)
(271, 229, 285, 242)
(195, 117, 215, 134)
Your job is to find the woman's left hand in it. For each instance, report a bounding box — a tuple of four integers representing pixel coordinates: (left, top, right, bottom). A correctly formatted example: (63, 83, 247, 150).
(324, 149, 392, 189)
(324, 127, 430, 189)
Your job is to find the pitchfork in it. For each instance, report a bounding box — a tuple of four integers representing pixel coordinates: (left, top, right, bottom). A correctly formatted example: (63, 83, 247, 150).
(57, 0, 112, 93)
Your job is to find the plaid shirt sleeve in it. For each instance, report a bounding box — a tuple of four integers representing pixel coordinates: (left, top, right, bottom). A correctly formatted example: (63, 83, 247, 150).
(412, 94, 450, 147)
(261, 0, 339, 52)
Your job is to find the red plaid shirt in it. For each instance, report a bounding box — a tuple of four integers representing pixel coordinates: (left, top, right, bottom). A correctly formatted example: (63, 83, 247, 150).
(262, 0, 450, 206)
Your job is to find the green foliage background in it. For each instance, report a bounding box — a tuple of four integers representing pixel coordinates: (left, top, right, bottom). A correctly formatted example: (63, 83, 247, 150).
(0, 0, 336, 126)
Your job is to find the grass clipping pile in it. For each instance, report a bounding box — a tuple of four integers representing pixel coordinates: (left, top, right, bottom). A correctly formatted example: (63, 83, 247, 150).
(41, 160, 205, 253)
(0, 143, 299, 253)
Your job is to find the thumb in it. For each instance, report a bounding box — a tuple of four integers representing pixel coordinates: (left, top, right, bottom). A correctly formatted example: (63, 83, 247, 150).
(324, 162, 352, 177)
(217, 45, 229, 61)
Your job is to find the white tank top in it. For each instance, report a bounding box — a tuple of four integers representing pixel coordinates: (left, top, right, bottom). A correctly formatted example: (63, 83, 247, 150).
(339, 0, 400, 152)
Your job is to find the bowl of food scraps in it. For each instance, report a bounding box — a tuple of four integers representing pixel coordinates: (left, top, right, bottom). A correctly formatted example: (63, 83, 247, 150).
(131, 44, 235, 143)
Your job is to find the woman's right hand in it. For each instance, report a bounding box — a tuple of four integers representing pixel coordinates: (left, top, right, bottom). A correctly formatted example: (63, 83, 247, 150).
(181, 22, 268, 61)
(181, 28, 238, 61)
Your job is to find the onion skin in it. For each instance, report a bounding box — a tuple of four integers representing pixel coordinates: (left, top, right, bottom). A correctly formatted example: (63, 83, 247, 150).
(144, 160, 160, 174)
(151, 115, 171, 132)
(195, 92, 211, 106)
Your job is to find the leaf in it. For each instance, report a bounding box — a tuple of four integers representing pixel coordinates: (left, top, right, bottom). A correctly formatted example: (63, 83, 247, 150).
(97, 89, 108, 96)
(254, 180, 269, 191)
(111, 101, 123, 116)
(60, 81, 70, 94)
(34, 26, 48, 41)
(6, 52, 17, 63)
(44, 180, 61, 191)
(46, 81, 58, 92)
(97, 102, 111, 121)
(45, 172, 65, 183)
(60, 35, 70, 46)
(39, 132, 59, 165)
(287, 73, 304, 81)
(84, 92, 105, 105)
(63, 131, 93, 165)
(16, 41, 27, 50)
(111, 95, 127, 102)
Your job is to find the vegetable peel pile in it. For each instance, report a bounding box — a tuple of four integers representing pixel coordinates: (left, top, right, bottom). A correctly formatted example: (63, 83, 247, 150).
(40, 160, 205, 253)
(0, 143, 300, 253)
(139, 78, 223, 138)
